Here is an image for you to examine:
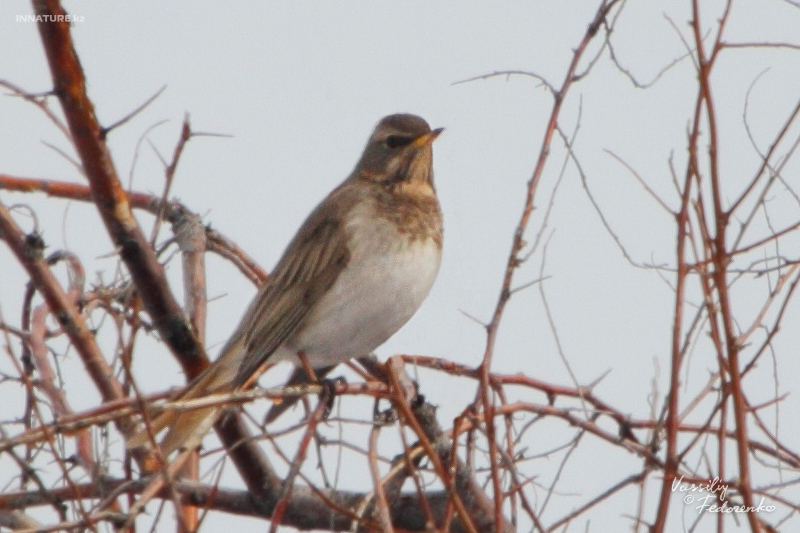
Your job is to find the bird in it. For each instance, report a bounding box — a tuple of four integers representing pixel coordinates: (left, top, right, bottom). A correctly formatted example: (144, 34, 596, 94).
(128, 113, 444, 456)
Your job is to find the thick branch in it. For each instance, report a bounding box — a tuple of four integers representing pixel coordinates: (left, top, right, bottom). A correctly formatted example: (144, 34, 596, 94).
(0, 475, 492, 533)
(33, 0, 207, 377)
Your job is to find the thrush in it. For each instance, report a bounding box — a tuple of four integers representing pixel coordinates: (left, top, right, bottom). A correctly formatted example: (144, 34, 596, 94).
(128, 114, 444, 455)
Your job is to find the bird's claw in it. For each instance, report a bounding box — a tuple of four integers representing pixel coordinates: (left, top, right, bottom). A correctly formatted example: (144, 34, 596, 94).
(319, 376, 346, 420)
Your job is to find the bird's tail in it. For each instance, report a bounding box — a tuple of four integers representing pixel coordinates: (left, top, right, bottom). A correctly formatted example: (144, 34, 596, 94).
(127, 350, 239, 456)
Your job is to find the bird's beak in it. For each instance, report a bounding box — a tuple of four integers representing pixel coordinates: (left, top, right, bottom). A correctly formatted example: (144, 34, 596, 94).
(413, 127, 444, 148)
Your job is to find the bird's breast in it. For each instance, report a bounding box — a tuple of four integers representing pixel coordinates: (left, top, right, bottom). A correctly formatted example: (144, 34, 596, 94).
(289, 200, 442, 366)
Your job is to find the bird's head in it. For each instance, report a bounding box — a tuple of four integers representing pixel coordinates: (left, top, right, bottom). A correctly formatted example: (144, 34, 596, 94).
(355, 114, 443, 192)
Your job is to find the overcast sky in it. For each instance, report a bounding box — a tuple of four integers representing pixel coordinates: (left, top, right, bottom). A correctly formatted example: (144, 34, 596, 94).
(2, 1, 800, 531)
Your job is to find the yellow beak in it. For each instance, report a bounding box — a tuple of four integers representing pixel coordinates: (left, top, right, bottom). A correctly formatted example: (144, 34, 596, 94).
(413, 127, 444, 148)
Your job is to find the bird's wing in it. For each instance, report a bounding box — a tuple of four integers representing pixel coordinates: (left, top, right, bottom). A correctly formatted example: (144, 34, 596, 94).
(231, 191, 354, 387)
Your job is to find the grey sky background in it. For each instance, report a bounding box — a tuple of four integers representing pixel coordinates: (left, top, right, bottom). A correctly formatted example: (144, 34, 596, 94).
(2, 1, 800, 531)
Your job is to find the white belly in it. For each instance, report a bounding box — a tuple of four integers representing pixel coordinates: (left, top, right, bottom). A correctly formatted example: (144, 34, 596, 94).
(284, 210, 441, 368)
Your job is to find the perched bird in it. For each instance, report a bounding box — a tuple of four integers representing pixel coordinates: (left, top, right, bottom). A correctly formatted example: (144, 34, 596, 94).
(129, 114, 444, 455)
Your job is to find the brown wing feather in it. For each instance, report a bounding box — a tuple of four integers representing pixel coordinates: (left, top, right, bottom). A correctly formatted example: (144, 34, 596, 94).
(231, 187, 355, 387)
(129, 186, 357, 454)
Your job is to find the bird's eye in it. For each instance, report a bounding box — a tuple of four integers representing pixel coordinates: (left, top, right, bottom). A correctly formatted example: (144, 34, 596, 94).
(384, 135, 413, 149)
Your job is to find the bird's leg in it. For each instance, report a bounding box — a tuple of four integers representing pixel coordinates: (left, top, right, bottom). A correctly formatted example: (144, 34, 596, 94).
(296, 351, 318, 382)
(354, 354, 418, 406)
(356, 355, 419, 425)
(319, 377, 339, 418)
(296, 351, 337, 420)
(353, 353, 387, 381)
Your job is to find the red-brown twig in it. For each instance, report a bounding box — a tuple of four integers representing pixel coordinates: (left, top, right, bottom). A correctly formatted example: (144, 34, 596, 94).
(0, 200, 128, 409)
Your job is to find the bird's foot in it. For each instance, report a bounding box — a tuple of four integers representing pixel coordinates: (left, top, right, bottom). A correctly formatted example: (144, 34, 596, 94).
(318, 375, 346, 420)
